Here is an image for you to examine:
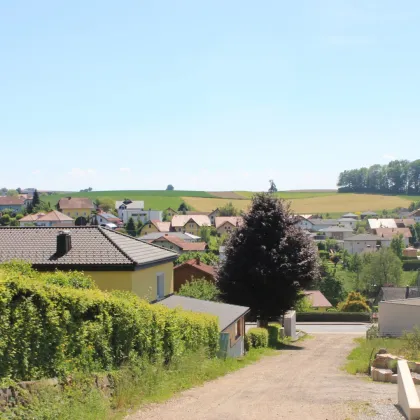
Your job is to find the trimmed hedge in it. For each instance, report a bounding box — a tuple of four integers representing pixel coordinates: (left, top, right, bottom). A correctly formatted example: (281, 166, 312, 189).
(296, 312, 371, 322)
(267, 324, 282, 347)
(402, 260, 420, 271)
(0, 267, 219, 381)
(245, 328, 268, 350)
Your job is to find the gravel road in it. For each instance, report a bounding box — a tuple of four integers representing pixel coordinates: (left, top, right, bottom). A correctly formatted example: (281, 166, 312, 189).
(128, 334, 404, 420)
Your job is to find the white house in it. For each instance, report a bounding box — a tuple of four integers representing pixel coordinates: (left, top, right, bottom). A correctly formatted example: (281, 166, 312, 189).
(379, 298, 420, 337)
(116, 200, 162, 224)
(368, 218, 397, 230)
(337, 218, 358, 229)
(295, 217, 314, 231)
(344, 233, 391, 254)
(319, 226, 354, 240)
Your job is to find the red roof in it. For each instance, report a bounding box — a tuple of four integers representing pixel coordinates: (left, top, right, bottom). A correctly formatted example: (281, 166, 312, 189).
(58, 197, 94, 210)
(303, 290, 332, 308)
(0, 197, 25, 206)
(152, 236, 207, 251)
(36, 210, 74, 222)
(174, 259, 216, 278)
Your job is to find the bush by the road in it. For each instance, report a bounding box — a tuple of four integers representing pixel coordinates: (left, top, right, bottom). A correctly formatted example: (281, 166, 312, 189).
(245, 328, 269, 350)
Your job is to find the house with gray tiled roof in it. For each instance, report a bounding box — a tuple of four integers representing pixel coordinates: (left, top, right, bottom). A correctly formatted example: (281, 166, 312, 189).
(0, 226, 178, 301)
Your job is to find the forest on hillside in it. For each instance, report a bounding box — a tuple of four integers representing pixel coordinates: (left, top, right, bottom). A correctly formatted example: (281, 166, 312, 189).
(337, 160, 420, 194)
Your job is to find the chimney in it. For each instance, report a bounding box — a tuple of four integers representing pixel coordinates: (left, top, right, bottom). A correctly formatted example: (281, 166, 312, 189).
(56, 230, 72, 256)
(195, 256, 201, 265)
(406, 285, 410, 299)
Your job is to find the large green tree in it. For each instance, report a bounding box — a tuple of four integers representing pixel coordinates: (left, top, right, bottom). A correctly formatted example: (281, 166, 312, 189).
(178, 278, 220, 301)
(218, 193, 320, 325)
(218, 202, 239, 216)
(125, 217, 136, 237)
(32, 189, 40, 208)
(390, 234, 405, 259)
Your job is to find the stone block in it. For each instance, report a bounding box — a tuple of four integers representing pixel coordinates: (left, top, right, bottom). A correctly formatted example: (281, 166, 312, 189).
(391, 374, 398, 384)
(371, 367, 393, 382)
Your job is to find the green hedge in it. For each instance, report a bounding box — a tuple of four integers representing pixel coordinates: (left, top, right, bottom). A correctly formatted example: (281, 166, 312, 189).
(296, 312, 371, 322)
(267, 324, 282, 347)
(245, 328, 268, 350)
(402, 260, 420, 271)
(0, 267, 219, 381)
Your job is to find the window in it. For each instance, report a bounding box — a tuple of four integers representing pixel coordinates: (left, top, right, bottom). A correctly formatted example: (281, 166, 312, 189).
(83, 212, 86, 216)
(76, 212, 78, 216)
(157, 274, 165, 300)
(236, 319, 241, 338)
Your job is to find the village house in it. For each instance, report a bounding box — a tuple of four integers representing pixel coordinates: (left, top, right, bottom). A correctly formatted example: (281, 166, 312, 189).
(171, 215, 211, 236)
(341, 212, 358, 220)
(141, 231, 201, 242)
(303, 290, 332, 311)
(295, 216, 315, 231)
(367, 218, 397, 231)
(0, 227, 178, 301)
(344, 233, 390, 254)
(308, 218, 339, 232)
(149, 235, 207, 254)
(164, 207, 178, 218)
(20, 210, 75, 227)
(116, 200, 162, 224)
(337, 217, 358, 229)
(208, 208, 220, 225)
(373, 227, 412, 246)
(57, 197, 95, 224)
(319, 225, 354, 240)
(173, 258, 217, 291)
(361, 211, 378, 219)
(395, 218, 416, 228)
(96, 211, 123, 228)
(140, 220, 171, 236)
(215, 216, 244, 235)
(408, 209, 420, 223)
(159, 295, 250, 357)
(0, 197, 26, 213)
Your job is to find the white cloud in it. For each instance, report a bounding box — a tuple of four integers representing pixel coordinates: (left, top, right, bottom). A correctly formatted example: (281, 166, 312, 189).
(68, 168, 96, 177)
(32, 170, 41, 175)
(382, 154, 397, 161)
(119, 168, 131, 173)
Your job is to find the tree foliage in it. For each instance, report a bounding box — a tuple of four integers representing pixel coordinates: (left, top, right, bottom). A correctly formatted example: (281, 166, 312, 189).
(125, 217, 137, 237)
(97, 197, 115, 212)
(268, 179, 278, 193)
(178, 278, 220, 301)
(294, 295, 312, 312)
(361, 247, 403, 292)
(218, 202, 239, 216)
(31, 189, 40, 208)
(218, 193, 320, 323)
(166, 184, 174, 191)
(390, 234, 405, 259)
(6, 189, 18, 197)
(338, 291, 370, 312)
(178, 201, 190, 213)
(337, 159, 420, 194)
(175, 252, 219, 266)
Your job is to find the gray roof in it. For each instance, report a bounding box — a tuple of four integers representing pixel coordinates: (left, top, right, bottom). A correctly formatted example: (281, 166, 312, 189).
(115, 201, 144, 209)
(320, 226, 353, 232)
(0, 226, 177, 268)
(141, 232, 198, 241)
(342, 213, 358, 217)
(344, 233, 380, 241)
(382, 297, 420, 306)
(158, 295, 250, 331)
(379, 287, 420, 302)
(361, 211, 378, 216)
(309, 219, 339, 226)
(337, 218, 357, 222)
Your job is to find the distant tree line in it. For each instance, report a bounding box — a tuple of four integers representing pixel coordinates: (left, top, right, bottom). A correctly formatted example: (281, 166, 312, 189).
(337, 159, 420, 194)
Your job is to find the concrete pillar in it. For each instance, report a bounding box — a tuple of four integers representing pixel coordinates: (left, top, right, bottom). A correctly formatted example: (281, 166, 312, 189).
(284, 310, 297, 340)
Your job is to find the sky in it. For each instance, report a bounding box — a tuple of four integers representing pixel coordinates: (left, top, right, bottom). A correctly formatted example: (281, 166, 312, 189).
(1, 1, 420, 192)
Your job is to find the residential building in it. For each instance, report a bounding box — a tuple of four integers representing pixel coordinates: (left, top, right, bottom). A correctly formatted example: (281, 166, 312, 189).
(116, 200, 162, 224)
(376, 286, 420, 304)
(395, 218, 416, 228)
(141, 232, 200, 242)
(57, 197, 95, 222)
(295, 216, 314, 231)
(32, 210, 74, 227)
(159, 295, 250, 357)
(344, 233, 390, 254)
(174, 258, 216, 291)
(19, 213, 45, 226)
(150, 235, 207, 254)
(319, 226, 354, 240)
(302, 290, 332, 311)
(309, 219, 339, 232)
(337, 218, 358, 229)
(0, 197, 25, 213)
(208, 208, 220, 225)
(368, 218, 398, 230)
(165, 207, 178, 218)
(140, 220, 171, 236)
(408, 209, 420, 222)
(379, 298, 420, 337)
(403, 247, 418, 258)
(341, 212, 358, 220)
(215, 217, 244, 235)
(373, 228, 412, 246)
(171, 215, 211, 236)
(0, 227, 178, 301)
(96, 212, 123, 228)
(361, 211, 378, 219)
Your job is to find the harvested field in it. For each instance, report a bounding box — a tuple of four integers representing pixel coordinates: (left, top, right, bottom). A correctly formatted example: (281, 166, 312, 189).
(208, 191, 247, 199)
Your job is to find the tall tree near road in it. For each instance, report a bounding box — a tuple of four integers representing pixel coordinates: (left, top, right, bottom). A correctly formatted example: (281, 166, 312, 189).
(218, 193, 320, 326)
(32, 189, 40, 208)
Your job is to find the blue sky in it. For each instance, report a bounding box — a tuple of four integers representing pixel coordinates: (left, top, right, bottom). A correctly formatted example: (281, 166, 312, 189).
(1, 1, 419, 191)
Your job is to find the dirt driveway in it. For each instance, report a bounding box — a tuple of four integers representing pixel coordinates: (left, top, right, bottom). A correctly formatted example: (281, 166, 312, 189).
(128, 334, 403, 420)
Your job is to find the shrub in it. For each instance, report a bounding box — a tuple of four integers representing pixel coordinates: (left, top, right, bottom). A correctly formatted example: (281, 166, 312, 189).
(403, 326, 420, 359)
(338, 291, 371, 313)
(0, 264, 219, 381)
(178, 278, 220, 301)
(267, 324, 282, 347)
(402, 260, 420, 270)
(245, 328, 268, 350)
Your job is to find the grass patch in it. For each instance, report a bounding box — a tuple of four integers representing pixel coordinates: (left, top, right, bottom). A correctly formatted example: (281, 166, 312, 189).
(345, 337, 411, 375)
(1, 348, 275, 420)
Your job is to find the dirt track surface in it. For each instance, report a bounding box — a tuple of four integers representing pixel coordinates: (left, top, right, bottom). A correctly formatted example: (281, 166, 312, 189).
(128, 334, 403, 420)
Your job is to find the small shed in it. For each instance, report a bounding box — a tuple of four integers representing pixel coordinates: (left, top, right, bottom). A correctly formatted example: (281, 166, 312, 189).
(159, 295, 250, 357)
(379, 298, 420, 337)
(403, 247, 418, 258)
(303, 290, 332, 311)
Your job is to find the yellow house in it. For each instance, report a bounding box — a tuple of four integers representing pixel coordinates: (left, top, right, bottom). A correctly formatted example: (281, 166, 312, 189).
(140, 220, 171, 237)
(171, 214, 211, 236)
(165, 207, 178, 218)
(0, 227, 178, 302)
(57, 197, 95, 223)
(215, 217, 244, 236)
